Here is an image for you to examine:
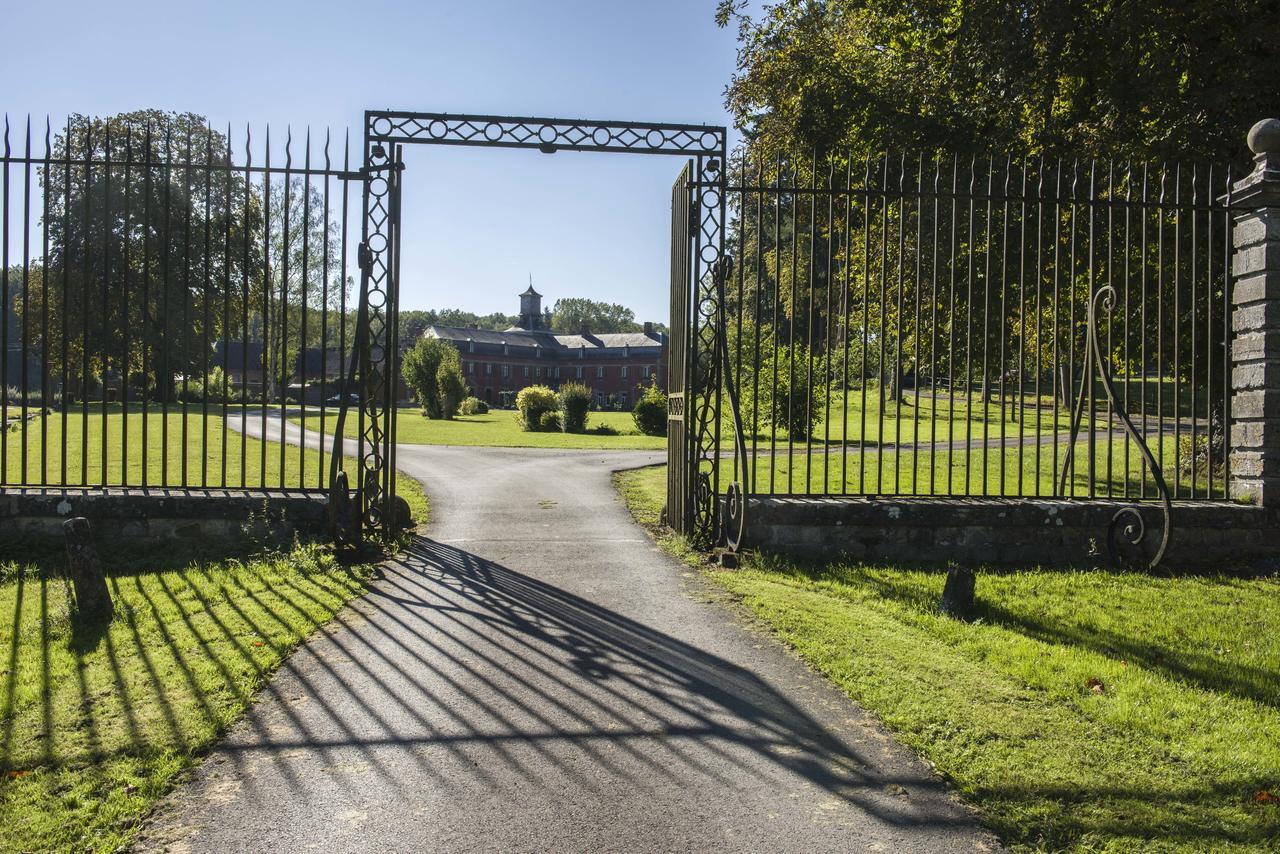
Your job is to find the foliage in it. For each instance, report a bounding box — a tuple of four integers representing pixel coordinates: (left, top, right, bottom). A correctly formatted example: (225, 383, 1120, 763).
(401, 336, 459, 418)
(14, 111, 347, 403)
(538, 410, 562, 432)
(557, 382, 593, 433)
(458, 396, 489, 416)
(551, 297, 644, 334)
(717, 0, 1279, 163)
(436, 358, 468, 421)
(400, 308, 516, 341)
(737, 337, 828, 440)
(632, 380, 668, 437)
(175, 366, 239, 403)
(515, 384, 558, 432)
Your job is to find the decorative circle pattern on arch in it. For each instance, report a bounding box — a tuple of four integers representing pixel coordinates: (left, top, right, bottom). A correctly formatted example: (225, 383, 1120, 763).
(354, 112, 733, 542)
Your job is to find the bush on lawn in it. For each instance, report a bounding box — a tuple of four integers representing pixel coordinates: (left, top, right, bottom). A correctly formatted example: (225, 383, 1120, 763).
(459, 396, 488, 415)
(558, 382, 593, 433)
(539, 410, 562, 432)
(402, 336, 462, 418)
(632, 380, 667, 436)
(516, 385, 558, 431)
(437, 360, 468, 421)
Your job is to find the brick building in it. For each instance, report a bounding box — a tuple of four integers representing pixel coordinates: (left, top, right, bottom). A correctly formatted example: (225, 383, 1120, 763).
(423, 285, 667, 408)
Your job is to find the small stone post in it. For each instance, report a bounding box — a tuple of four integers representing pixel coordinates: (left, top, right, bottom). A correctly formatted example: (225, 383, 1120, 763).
(63, 517, 113, 621)
(1230, 120, 1280, 506)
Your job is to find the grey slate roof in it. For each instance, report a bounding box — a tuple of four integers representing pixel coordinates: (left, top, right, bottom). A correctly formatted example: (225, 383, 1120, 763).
(425, 324, 665, 358)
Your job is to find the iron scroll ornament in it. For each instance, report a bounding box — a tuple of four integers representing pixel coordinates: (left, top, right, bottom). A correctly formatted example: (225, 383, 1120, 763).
(1057, 285, 1172, 569)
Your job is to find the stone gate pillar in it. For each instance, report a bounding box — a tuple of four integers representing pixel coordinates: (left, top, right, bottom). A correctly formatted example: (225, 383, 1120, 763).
(1230, 119, 1280, 506)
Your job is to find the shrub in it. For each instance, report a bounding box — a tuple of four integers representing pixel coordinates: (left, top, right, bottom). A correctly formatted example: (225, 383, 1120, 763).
(738, 344, 828, 440)
(588, 424, 619, 436)
(402, 336, 459, 418)
(516, 384, 558, 431)
(558, 382, 593, 433)
(459, 396, 488, 415)
(539, 410, 562, 432)
(632, 380, 668, 436)
(436, 359, 467, 421)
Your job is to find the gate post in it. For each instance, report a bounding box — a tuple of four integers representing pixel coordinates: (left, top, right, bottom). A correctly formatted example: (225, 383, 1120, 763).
(1230, 119, 1280, 506)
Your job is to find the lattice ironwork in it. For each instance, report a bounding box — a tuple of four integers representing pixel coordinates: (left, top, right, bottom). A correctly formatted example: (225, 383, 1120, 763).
(355, 137, 403, 537)
(355, 112, 731, 542)
(367, 112, 725, 156)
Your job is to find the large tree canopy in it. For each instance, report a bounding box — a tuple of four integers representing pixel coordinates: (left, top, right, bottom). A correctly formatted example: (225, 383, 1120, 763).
(717, 0, 1279, 162)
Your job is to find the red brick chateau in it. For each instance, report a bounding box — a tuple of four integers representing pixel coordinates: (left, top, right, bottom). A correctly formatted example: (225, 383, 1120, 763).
(423, 285, 668, 408)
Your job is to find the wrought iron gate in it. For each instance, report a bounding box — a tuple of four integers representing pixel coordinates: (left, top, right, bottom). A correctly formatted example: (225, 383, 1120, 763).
(667, 162, 691, 536)
(353, 112, 734, 544)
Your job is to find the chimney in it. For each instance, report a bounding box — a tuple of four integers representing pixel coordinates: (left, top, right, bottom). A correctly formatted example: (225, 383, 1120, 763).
(643, 322, 654, 336)
(579, 323, 590, 337)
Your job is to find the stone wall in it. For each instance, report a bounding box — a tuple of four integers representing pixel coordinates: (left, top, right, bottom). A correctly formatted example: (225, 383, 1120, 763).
(730, 497, 1279, 571)
(0, 489, 329, 550)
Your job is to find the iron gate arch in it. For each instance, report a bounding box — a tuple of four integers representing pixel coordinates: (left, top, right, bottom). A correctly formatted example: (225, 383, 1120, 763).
(352, 112, 741, 544)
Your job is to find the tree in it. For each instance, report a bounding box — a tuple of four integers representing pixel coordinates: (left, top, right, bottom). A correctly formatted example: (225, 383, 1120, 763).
(436, 354, 467, 420)
(401, 335, 459, 418)
(717, 0, 1280, 163)
(550, 298, 640, 334)
(26, 111, 262, 402)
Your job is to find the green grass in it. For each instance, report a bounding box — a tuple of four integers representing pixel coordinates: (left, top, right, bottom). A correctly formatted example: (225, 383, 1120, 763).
(615, 465, 1280, 852)
(0, 543, 380, 852)
(291, 407, 667, 450)
(0, 413, 428, 850)
(1, 407, 430, 522)
(722, 430, 1224, 500)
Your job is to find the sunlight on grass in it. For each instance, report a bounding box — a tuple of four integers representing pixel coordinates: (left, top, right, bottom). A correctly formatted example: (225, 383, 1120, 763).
(292, 407, 667, 450)
(614, 465, 1280, 852)
(0, 545, 377, 852)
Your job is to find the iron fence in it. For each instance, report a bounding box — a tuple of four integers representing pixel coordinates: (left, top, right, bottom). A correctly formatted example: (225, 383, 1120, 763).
(0, 114, 363, 491)
(722, 150, 1235, 502)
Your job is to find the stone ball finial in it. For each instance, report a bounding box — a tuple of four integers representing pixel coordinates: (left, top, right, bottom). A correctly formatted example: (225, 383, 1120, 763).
(1247, 119, 1280, 155)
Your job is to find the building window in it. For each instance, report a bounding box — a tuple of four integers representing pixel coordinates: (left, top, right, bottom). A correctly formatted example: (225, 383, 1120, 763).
(523, 365, 530, 378)
(643, 365, 652, 378)
(595, 366, 604, 379)
(535, 366, 541, 378)
(467, 362, 475, 375)
(621, 366, 628, 379)
(502, 364, 510, 378)
(485, 364, 493, 376)
(575, 366, 583, 380)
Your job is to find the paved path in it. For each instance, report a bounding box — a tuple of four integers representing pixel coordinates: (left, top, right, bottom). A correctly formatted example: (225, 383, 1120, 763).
(138, 414, 997, 852)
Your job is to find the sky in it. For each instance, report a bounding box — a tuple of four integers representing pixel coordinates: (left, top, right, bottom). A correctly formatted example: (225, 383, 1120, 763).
(0, 0, 746, 325)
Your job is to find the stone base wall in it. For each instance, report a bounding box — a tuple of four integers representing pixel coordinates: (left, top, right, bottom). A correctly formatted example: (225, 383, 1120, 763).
(0, 489, 329, 550)
(730, 497, 1280, 571)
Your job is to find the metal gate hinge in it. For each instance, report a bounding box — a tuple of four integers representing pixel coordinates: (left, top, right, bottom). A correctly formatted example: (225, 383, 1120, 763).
(357, 242, 371, 271)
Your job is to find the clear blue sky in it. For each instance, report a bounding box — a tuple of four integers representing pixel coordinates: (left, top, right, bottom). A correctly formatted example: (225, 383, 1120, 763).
(1, 0, 745, 325)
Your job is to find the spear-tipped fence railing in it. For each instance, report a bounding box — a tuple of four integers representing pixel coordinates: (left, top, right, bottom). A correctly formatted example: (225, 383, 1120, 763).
(722, 150, 1235, 503)
(0, 115, 363, 493)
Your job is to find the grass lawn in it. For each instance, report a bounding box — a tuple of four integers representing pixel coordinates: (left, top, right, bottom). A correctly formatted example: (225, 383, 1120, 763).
(0, 414, 429, 851)
(615, 465, 1280, 852)
(291, 407, 667, 450)
(2, 407, 429, 520)
(721, 430, 1223, 501)
(0, 543, 380, 852)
